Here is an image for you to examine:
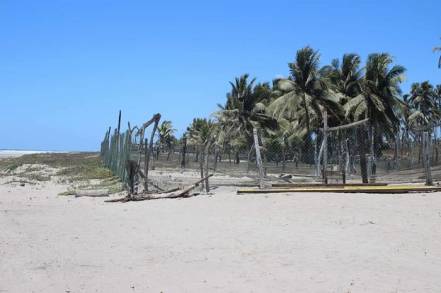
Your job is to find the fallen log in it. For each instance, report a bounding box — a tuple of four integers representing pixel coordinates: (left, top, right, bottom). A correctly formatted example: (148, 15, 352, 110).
(75, 190, 109, 198)
(169, 174, 213, 198)
(137, 169, 165, 191)
(106, 175, 213, 202)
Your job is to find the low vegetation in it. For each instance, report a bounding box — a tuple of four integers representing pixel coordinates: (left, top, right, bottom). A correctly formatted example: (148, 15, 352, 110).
(0, 152, 112, 180)
(0, 153, 123, 194)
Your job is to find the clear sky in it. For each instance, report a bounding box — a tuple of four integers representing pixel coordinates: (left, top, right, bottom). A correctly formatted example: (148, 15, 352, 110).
(1, 0, 440, 151)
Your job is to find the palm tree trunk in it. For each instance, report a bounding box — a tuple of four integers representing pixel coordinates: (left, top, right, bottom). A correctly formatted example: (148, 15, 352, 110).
(394, 133, 399, 170)
(247, 146, 253, 173)
(358, 128, 369, 183)
(303, 93, 311, 134)
(213, 146, 219, 172)
(195, 150, 199, 162)
(368, 124, 376, 182)
(282, 146, 286, 172)
(167, 145, 172, 161)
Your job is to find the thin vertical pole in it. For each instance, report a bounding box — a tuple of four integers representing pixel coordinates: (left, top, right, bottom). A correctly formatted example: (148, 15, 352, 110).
(323, 111, 328, 184)
(253, 128, 264, 189)
(199, 145, 205, 191)
(181, 135, 187, 169)
(204, 142, 210, 193)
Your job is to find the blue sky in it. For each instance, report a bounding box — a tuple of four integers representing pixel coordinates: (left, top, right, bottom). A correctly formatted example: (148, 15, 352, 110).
(1, 0, 440, 151)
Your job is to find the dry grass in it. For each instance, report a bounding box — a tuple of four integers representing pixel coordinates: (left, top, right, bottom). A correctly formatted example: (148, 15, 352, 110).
(0, 152, 113, 181)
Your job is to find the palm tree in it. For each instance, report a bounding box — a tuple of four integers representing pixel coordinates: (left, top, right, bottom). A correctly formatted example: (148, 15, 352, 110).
(269, 47, 343, 170)
(270, 46, 342, 135)
(157, 120, 176, 160)
(187, 118, 217, 181)
(187, 118, 215, 162)
(321, 53, 364, 178)
(321, 53, 363, 106)
(346, 53, 405, 133)
(433, 84, 441, 110)
(407, 81, 439, 128)
(216, 74, 277, 163)
(345, 53, 406, 181)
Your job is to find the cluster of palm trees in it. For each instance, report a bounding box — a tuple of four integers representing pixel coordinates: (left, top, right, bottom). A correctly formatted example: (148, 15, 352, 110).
(156, 46, 440, 181)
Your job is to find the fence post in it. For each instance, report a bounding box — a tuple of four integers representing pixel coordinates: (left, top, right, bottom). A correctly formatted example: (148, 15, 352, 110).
(423, 131, 433, 186)
(144, 115, 160, 191)
(322, 111, 328, 184)
(199, 145, 205, 191)
(204, 142, 210, 193)
(181, 135, 187, 168)
(340, 134, 346, 184)
(253, 128, 264, 189)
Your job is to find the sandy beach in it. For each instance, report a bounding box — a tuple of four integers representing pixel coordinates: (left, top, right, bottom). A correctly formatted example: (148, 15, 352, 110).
(1, 154, 441, 292)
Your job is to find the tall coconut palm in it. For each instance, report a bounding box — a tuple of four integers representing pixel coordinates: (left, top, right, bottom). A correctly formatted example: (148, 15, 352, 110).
(269, 46, 342, 135)
(345, 53, 406, 181)
(321, 53, 364, 178)
(346, 53, 405, 133)
(321, 53, 363, 106)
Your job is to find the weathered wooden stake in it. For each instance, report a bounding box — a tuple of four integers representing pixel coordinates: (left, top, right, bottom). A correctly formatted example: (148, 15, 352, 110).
(199, 146, 205, 191)
(204, 142, 210, 193)
(144, 114, 161, 191)
(181, 134, 187, 168)
(253, 128, 264, 189)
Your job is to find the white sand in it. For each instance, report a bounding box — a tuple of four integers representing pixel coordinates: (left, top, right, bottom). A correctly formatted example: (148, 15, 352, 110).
(1, 174, 441, 292)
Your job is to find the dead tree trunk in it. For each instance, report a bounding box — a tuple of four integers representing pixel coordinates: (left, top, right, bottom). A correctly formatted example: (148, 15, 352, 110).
(204, 142, 210, 193)
(199, 146, 205, 191)
(181, 135, 187, 168)
(144, 114, 161, 191)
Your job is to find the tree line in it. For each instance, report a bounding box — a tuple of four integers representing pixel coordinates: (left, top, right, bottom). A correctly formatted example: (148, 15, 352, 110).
(154, 46, 441, 182)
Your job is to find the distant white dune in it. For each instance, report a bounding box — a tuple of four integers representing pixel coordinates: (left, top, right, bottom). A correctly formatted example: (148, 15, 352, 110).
(0, 150, 66, 159)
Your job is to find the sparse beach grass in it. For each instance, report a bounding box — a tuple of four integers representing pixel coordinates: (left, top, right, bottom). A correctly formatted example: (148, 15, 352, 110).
(0, 152, 122, 194)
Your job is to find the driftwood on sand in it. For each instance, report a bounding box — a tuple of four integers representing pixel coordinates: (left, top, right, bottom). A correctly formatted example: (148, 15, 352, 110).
(106, 174, 213, 203)
(75, 190, 109, 198)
